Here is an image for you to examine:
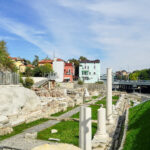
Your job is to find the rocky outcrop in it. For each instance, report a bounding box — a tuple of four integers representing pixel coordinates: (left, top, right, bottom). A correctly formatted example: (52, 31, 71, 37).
(0, 86, 41, 116)
(0, 85, 41, 135)
(32, 144, 81, 150)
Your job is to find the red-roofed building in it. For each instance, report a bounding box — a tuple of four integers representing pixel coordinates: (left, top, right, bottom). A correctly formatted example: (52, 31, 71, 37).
(64, 62, 75, 82)
(38, 59, 53, 66)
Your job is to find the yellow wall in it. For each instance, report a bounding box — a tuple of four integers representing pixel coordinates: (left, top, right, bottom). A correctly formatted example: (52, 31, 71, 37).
(19, 65, 26, 73)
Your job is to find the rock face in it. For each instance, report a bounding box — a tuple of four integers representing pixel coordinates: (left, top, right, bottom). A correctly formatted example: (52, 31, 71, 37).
(32, 144, 81, 150)
(0, 86, 41, 116)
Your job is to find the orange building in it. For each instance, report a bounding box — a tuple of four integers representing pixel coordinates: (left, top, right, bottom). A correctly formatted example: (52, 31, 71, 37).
(64, 63, 75, 82)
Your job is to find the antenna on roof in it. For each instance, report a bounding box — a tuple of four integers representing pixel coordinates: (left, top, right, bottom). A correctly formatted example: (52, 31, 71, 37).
(53, 50, 55, 59)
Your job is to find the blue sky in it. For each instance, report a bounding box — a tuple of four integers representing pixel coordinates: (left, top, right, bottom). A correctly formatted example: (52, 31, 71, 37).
(0, 0, 150, 73)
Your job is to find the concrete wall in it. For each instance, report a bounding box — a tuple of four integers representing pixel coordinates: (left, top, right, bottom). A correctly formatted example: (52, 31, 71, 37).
(22, 77, 47, 83)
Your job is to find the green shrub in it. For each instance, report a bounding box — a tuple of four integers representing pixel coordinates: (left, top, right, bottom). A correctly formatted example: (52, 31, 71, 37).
(96, 81, 103, 84)
(23, 77, 34, 89)
(19, 76, 24, 85)
(78, 79, 84, 85)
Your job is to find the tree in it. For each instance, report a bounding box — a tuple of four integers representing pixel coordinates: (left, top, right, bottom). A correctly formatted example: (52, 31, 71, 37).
(33, 66, 42, 77)
(68, 58, 79, 78)
(68, 56, 88, 79)
(79, 56, 87, 61)
(32, 55, 39, 67)
(33, 63, 53, 77)
(40, 63, 53, 76)
(25, 67, 33, 77)
(129, 72, 139, 80)
(24, 59, 31, 65)
(0, 40, 17, 72)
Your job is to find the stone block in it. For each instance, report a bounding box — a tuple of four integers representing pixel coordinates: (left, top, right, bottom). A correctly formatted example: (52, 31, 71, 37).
(48, 138, 60, 142)
(0, 115, 9, 124)
(11, 118, 25, 127)
(24, 132, 37, 139)
(51, 129, 58, 134)
(0, 127, 13, 135)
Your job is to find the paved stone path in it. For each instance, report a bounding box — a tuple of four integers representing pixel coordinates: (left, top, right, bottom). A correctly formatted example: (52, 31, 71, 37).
(0, 96, 104, 150)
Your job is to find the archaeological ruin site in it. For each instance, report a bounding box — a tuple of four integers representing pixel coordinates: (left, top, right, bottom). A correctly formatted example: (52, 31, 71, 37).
(0, 68, 148, 150)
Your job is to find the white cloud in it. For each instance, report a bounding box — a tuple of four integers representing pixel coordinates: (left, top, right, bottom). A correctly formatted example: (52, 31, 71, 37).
(1, 0, 150, 73)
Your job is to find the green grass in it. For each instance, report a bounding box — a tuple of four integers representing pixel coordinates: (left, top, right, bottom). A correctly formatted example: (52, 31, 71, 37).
(92, 96, 99, 99)
(51, 106, 77, 117)
(95, 97, 107, 106)
(123, 100, 150, 150)
(37, 121, 97, 146)
(72, 96, 119, 120)
(112, 95, 119, 100)
(71, 105, 100, 120)
(91, 94, 101, 100)
(85, 99, 92, 103)
(0, 118, 49, 141)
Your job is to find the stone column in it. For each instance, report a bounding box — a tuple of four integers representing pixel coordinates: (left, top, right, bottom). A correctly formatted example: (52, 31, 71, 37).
(48, 81, 51, 90)
(79, 106, 92, 150)
(106, 68, 114, 124)
(64, 89, 67, 96)
(92, 108, 108, 146)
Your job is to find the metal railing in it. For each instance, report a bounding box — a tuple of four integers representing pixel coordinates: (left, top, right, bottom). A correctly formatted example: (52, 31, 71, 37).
(113, 80, 150, 86)
(0, 71, 19, 85)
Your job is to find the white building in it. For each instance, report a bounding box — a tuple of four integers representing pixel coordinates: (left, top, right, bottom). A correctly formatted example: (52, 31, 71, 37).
(53, 58, 64, 82)
(79, 59, 101, 83)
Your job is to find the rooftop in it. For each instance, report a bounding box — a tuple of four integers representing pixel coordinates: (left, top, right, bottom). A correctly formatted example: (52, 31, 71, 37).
(80, 59, 100, 63)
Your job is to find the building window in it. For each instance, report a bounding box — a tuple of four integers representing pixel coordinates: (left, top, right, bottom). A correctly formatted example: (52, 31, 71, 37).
(87, 66, 89, 69)
(94, 72, 96, 75)
(82, 71, 88, 75)
(94, 65, 96, 69)
(89, 72, 91, 75)
(68, 69, 71, 75)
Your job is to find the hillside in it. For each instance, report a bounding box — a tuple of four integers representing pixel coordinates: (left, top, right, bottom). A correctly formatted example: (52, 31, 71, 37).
(123, 100, 150, 150)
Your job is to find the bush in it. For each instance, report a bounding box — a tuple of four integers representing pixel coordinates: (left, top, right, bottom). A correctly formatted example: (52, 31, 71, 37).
(23, 77, 34, 89)
(78, 79, 84, 85)
(96, 81, 103, 84)
(19, 76, 24, 85)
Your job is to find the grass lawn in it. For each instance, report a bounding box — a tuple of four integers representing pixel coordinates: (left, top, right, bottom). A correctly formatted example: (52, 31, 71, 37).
(85, 94, 102, 103)
(96, 96, 119, 106)
(91, 94, 101, 100)
(0, 118, 49, 141)
(37, 121, 97, 146)
(51, 106, 78, 117)
(123, 100, 150, 150)
(71, 105, 100, 120)
(72, 96, 119, 120)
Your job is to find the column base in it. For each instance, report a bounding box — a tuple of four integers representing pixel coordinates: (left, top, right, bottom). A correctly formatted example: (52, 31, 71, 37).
(107, 115, 114, 125)
(92, 133, 109, 147)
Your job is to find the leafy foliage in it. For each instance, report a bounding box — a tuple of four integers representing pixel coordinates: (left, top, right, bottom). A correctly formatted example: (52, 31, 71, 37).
(32, 55, 39, 67)
(23, 77, 34, 88)
(25, 67, 33, 77)
(78, 79, 84, 85)
(0, 40, 17, 72)
(129, 69, 150, 80)
(33, 63, 53, 77)
(68, 56, 87, 78)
